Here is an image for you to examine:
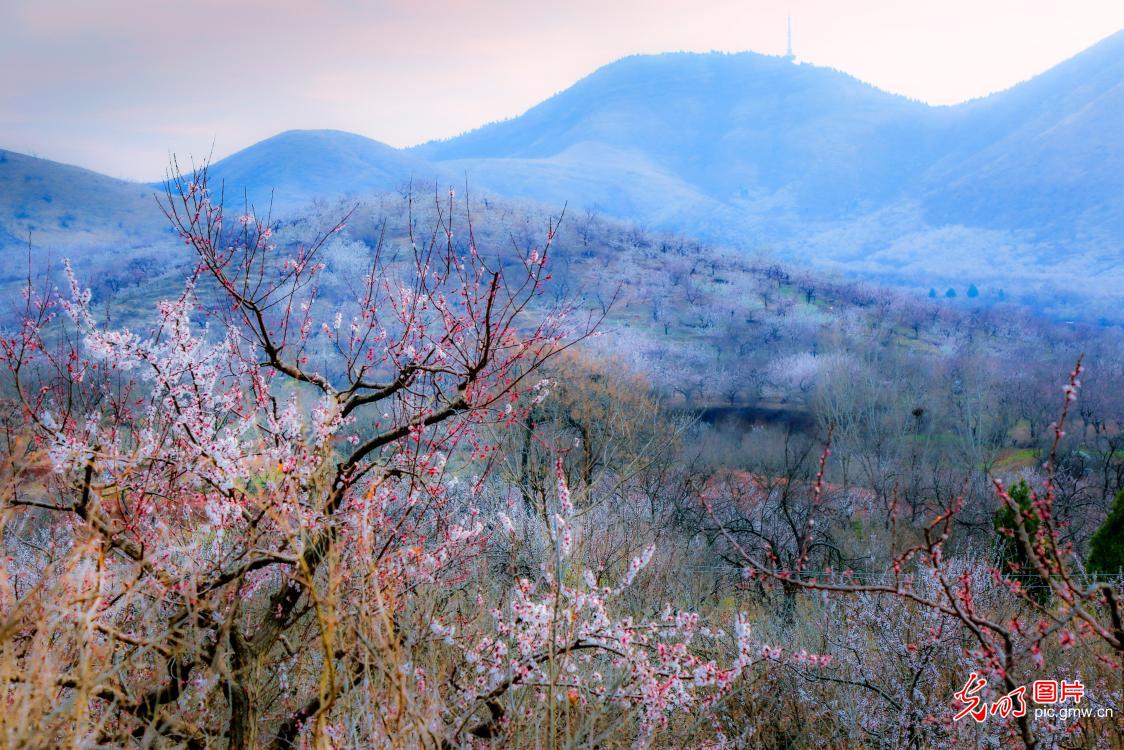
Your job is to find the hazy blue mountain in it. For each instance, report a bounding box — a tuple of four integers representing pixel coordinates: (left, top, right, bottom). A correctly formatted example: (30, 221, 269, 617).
(416, 52, 948, 222)
(0, 149, 167, 255)
(3, 31, 1123, 319)
(205, 130, 447, 212)
(0, 150, 196, 323)
(418, 33, 1124, 246)
(0, 130, 440, 251)
(920, 30, 1124, 244)
(411, 34, 1124, 315)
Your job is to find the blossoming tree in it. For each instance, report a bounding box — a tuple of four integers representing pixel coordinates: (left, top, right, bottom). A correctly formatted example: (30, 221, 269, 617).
(725, 360, 1124, 749)
(0, 166, 769, 749)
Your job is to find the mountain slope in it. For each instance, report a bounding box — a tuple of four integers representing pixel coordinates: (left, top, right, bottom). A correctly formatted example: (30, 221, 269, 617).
(4, 31, 1124, 320)
(411, 34, 1124, 315)
(206, 130, 447, 211)
(0, 149, 167, 253)
(417, 52, 947, 221)
(919, 29, 1124, 243)
(418, 34, 1124, 248)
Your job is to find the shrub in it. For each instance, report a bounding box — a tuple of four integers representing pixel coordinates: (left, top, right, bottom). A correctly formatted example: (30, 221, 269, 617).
(993, 479, 1050, 601)
(1087, 487, 1124, 576)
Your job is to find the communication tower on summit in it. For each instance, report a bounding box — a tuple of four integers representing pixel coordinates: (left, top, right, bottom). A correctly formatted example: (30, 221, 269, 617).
(785, 15, 795, 62)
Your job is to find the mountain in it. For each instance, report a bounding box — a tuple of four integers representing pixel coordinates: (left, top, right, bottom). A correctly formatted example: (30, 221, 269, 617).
(205, 130, 447, 211)
(416, 34, 1124, 246)
(412, 33, 1124, 316)
(0, 130, 441, 249)
(416, 52, 947, 223)
(0, 149, 167, 255)
(3, 31, 1123, 320)
(920, 30, 1124, 244)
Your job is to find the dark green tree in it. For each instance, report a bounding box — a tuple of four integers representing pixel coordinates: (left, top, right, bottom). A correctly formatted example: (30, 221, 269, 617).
(1087, 488, 1124, 576)
(928, 287, 938, 299)
(994, 480, 1050, 602)
(967, 283, 979, 298)
(944, 288, 957, 299)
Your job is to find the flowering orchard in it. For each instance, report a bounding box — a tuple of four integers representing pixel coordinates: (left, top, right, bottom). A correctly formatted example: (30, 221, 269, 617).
(2, 166, 1123, 749)
(0, 167, 776, 749)
(723, 360, 1124, 749)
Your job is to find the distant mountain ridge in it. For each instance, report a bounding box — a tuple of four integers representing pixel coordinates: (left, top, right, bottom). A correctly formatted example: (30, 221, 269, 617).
(414, 51, 944, 216)
(2, 29, 1123, 319)
(202, 129, 448, 211)
(0, 149, 168, 251)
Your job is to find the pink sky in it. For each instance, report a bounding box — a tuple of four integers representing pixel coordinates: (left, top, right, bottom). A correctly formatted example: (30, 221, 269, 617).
(2, 0, 1122, 180)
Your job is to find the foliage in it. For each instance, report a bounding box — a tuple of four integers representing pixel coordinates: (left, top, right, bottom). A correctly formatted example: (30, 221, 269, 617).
(993, 479, 1051, 602)
(1087, 487, 1124, 576)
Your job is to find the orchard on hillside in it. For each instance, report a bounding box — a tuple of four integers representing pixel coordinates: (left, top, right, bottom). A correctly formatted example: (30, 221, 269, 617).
(0, 168, 765, 748)
(0, 166, 1121, 750)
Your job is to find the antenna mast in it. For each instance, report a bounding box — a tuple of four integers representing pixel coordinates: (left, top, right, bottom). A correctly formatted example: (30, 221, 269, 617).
(785, 15, 795, 62)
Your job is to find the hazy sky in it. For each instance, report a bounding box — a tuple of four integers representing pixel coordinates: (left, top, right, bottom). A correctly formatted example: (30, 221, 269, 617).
(2, 0, 1122, 180)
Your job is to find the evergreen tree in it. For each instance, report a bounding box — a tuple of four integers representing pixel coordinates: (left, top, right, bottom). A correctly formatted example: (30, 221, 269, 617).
(944, 287, 957, 299)
(994, 480, 1050, 602)
(1087, 488, 1124, 576)
(967, 283, 979, 298)
(928, 287, 938, 299)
